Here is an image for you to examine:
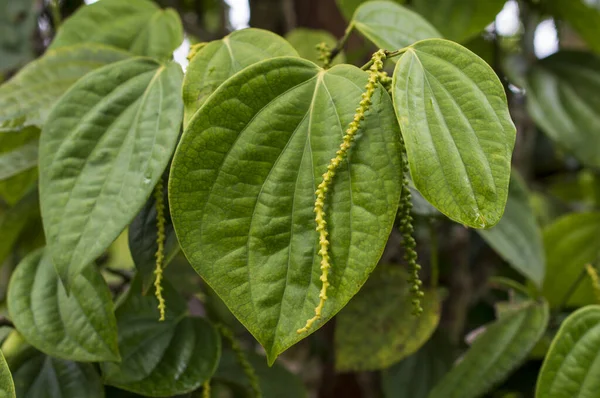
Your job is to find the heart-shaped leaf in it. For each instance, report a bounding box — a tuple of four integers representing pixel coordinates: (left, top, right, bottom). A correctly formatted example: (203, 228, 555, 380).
(336, 0, 406, 21)
(541, 212, 600, 308)
(429, 300, 549, 398)
(102, 278, 221, 397)
(478, 173, 545, 287)
(39, 58, 183, 290)
(392, 39, 516, 228)
(51, 0, 183, 60)
(7, 248, 120, 362)
(182, 28, 298, 126)
(536, 305, 600, 398)
(526, 51, 600, 168)
(170, 57, 403, 363)
(335, 267, 441, 371)
(0, 350, 15, 398)
(0, 44, 130, 132)
(412, 0, 505, 42)
(351, 1, 441, 51)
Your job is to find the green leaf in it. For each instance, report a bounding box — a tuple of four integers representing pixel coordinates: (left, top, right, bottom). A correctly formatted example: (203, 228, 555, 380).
(170, 57, 403, 363)
(7, 248, 120, 362)
(102, 278, 220, 397)
(526, 51, 600, 168)
(477, 173, 545, 287)
(336, 0, 405, 21)
(0, 140, 37, 182)
(51, 0, 183, 60)
(0, 350, 15, 398)
(545, 0, 600, 54)
(0, 0, 37, 72)
(182, 28, 298, 127)
(0, 189, 38, 266)
(285, 28, 346, 66)
(39, 58, 183, 290)
(335, 267, 441, 371)
(412, 0, 505, 42)
(0, 44, 130, 132)
(215, 346, 306, 398)
(0, 126, 39, 205)
(536, 305, 600, 398)
(381, 335, 454, 398)
(541, 212, 600, 308)
(429, 300, 549, 398)
(351, 1, 441, 51)
(392, 39, 516, 228)
(128, 176, 179, 293)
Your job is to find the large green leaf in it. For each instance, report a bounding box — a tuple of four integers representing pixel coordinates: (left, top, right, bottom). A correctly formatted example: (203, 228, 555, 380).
(336, 0, 405, 21)
(51, 0, 183, 60)
(536, 305, 600, 398)
(285, 28, 346, 66)
(39, 58, 183, 289)
(351, 1, 441, 51)
(526, 51, 600, 168)
(335, 267, 441, 371)
(7, 248, 119, 362)
(0, 44, 130, 132)
(170, 57, 403, 363)
(102, 278, 221, 397)
(0, 189, 38, 266)
(182, 28, 298, 127)
(541, 212, 600, 308)
(392, 39, 516, 228)
(545, 0, 600, 54)
(412, 0, 505, 42)
(478, 173, 545, 287)
(381, 336, 454, 398)
(0, 350, 15, 398)
(429, 300, 549, 398)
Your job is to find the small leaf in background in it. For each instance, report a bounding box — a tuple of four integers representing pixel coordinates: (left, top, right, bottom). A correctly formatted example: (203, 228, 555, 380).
(170, 58, 402, 363)
(351, 1, 441, 51)
(381, 335, 454, 398)
(0, 189, 39, 267)
(102, 278, 221, 397)
(536, 305, 600, 398)
(392, 39, 516, 228)
(526, 51, 600, 168)
(182, 28, 298, 126)
(478, 173, 545, 288)
(50, 0, 183, 60)
(545, 0, 600, 54)
(428, 300, 549, 398)
(336, 0, 405, 21)
(0, 350, 15, 398)
(335, 267, 441, 372)
(0, 126, 39, 205)
(0, 140, 37, 182)
(412, 0, 505, 42)
(541, 212, 600, 308)
(0, 0, 37, 73)
(7, 248, 120, 362)
(215, 344, 306, 398)
(128, 177, 179, 293)
(286, 28, 346, 65)
(39, 58, 183, 289)
(0, 44, 130, 132)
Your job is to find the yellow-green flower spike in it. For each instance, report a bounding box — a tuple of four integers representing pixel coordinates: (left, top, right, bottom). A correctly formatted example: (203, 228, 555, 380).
(585, 263, 600, 304)
(154, 178, 167, 321)
(297, 50, 387, 334)
(316, 42, 332, 69)
(202, 380, 211, 398)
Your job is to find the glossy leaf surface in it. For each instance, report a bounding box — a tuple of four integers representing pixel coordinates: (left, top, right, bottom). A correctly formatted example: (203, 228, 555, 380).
(0, 44, 130, 132)
(0, 350, 15, 398)
(51, 0, 183, 59)
(39, 58, 183, 289)
(182, 28, 298, 126)
(542, 212, 600, 308)
(527, 51, 600, 167)
(352, 1, 441, 51)
(478, 173, 545, 287)
(536, 305, 600, 398)
(392, 39, 516, 228)
(429, 300, 549, 398)
(7, 248, 120, 362)
(170, 57, 403, 362)
(335, 267, 441, 371)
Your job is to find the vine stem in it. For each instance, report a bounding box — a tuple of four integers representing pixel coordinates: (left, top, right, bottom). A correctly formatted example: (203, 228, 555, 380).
(50, 0, 62, 29)
(327, 23, 354, 65)
(154, 178, 167, 321)
(360, 48, 408, 70)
